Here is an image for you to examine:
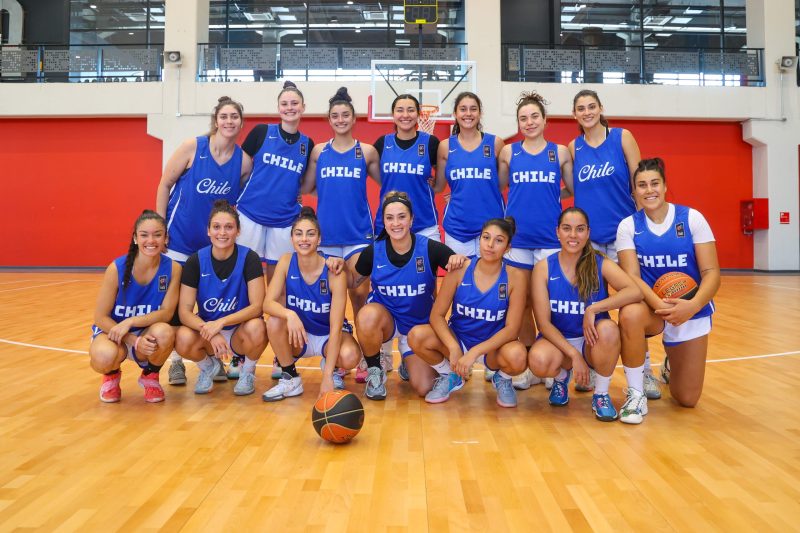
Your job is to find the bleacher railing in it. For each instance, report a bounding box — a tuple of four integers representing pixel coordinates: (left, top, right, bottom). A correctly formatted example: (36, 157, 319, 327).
(0, 44, 163, 82)
(502, 44, 764, 87)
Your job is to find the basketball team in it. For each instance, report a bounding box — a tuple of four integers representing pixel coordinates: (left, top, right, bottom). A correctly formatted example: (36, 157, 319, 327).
(89, 82, 720, 425)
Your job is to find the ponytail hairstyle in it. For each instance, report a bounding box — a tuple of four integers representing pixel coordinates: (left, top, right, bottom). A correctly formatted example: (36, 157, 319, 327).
(123, 210, 167, 290)
(572, 89, 608, 134)
(377, 190, 414, 241)
(633, 157, 666, 183)
(558, 207, 600, 302)
(208, 96, 244, 136)
(328, 86, 355, 116)
(208, 199, 240, 229)
(482, 216, 516, 243)
(391, 94, 421, 132)
(451, 91, 483, 135)
(278, 80, 304, 102)
(516, 91, 548, 120)
(292, 205, 320, 233)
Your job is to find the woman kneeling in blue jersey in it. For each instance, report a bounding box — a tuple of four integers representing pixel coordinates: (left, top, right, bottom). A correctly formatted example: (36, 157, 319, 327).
(90, 210, 181, 403)
(262, 207, 361, 401)
(175, 200, 268, 396)
(409, 217, 527, 407)
(351, 191, 466, 401)
(616, 158, 720, 408)
(530, 207, 644, 422)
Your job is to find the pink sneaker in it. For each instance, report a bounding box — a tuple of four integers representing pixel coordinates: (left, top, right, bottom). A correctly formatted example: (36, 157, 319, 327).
(100, 372, 121, 403)
(355, 358, 368, 384)
(138, 371, 165, 403)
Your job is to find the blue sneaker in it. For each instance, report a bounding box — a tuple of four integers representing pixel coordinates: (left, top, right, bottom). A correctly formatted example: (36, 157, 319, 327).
(195, 357, 222, 394)
(398, 359, 409, 381)
(492, 371, 517, 408)
(549, 369, 572, 406)
(424, 372, 464, 404)
(591, 393, 618, 421)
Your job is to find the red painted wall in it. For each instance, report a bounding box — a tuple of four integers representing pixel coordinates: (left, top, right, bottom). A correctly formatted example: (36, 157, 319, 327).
(0, 116, 752, 268)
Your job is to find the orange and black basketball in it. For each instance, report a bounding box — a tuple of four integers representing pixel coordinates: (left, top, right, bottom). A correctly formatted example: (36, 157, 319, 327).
(312, 390, 364, 444)
(653, 271, 699, 300)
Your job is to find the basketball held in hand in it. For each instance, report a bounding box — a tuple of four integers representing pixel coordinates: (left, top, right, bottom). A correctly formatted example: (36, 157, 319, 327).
(652, 271, 699, 300)
(312, 390, 365, 444)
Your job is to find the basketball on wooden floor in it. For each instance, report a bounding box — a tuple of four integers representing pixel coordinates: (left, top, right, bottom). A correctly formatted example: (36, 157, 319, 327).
(312, 390, 364, 444)
(653, 271, 699, 300)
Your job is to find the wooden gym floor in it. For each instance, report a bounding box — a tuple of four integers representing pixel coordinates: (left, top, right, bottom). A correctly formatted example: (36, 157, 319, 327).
(0, 271, 799, 532)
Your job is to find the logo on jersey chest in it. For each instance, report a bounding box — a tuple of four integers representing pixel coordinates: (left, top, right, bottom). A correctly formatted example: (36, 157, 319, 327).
(158, 275, 168, 292)
(114, 304, 157, 318)
(320, 279, 328, 295)
(511, 170, 556, 184)
(449, 167, 492, 180)
(382, 162, 425, 176)
(415, 257, 425, 273)
(320, 166, 362, 179)
(455, 303, 506, 322)
(498, 283, 507, 300)
(196, 178, 232, 195)
(577, 162, 615, 182)
(675, 222, 685, 238)
(418, 144, 425, 157)
(355, 146, 363, 159)
(548, 150, 556, 163)
(287, 294, 330, 314)
(300, 143, 307, 156)
(377, 283, 427, 297)
(262, 152, 305, 174)
(202, 296, 239, 314)
(483, 145, 491, 158)
(637, 253, 689, 269)
(550, 299, 585, 315)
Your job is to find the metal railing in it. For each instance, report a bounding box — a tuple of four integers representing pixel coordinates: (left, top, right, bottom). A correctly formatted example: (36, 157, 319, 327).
(0, 44, 163, 82)
(502, 44, 764, 87)
(197, 42, 468, 82)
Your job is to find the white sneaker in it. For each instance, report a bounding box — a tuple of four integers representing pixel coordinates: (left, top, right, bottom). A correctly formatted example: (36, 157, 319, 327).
(262, 373, 303, 402)
(619, 388, 648, 424)
(544, 377, 554, 390)
(512, 368, 543, 390)
(380, 341, 394, 373)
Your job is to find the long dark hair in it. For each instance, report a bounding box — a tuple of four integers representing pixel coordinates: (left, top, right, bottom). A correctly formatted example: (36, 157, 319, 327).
(123, 210, 167, 290)
(451, 91, 483, 135)
(558, 207, 600, 302)
(572, 89, 609, 134)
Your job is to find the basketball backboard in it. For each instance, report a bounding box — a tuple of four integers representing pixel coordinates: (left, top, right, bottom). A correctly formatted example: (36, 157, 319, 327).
(369, 59, 477, 124)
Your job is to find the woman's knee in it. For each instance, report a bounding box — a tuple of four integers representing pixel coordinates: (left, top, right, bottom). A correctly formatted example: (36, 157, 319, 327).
(266, 315, 286, 337)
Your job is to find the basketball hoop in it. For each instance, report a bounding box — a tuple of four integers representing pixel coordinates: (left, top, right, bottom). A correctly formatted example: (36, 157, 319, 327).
(419, 104, 440, 122)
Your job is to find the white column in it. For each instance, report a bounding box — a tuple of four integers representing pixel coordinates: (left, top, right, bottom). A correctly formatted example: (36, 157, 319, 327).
(743, 0, 800, 270)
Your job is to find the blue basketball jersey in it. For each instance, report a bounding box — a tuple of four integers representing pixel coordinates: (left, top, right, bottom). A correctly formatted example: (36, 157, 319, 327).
(443, 134, 505, 241)
(237, 124, 309, 227)
(449, 259, 510, 350)
(633, 204, 714, 319)
(285, 253, 332, 336)
(572, 128, 635, 244)
(166, 136, 243, 255)
(506, 141, 562, 249)
(316, 141, 374, 246)
(196, 245, 251, 328)
(92, 253, 173, 337)
(375, 133, 437, 233)
(546, 253, 610, 338)
(367, 235, 437, 335)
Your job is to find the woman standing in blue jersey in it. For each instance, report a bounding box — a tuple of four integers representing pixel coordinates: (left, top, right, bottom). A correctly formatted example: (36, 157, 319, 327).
(530, 207, 645, 423)
(616, 158, 720, 408)
(409, 217, 528, 407)
(373, 94, 441, 241)
(304, 87, 381, 319)
(175, 200, 268, 397)
(90, 210, 181, 404)
(262, 207, 362, 402)
(156, 96, 252, 386)
(434, 92, 506, 258)
(498, 91, 574, 389)
(238, 81, 314, 282)
(350, 192, 466, 401)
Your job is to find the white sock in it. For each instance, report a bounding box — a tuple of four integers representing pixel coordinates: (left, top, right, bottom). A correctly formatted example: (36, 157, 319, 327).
(497, 370, 512, 380)
(555, 368, 569, 382)
(382, 340, 393, 354)
(197, 356, 215, 372)
(594, 373, 612, 395)
(169, 350, 181, 363)
(643, 351, 651, 373)
(624, 364, 645, 394)
(432, 359, 451, 375)
(242, 357, 257, 373)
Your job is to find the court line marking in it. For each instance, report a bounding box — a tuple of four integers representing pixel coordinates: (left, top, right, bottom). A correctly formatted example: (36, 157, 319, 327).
(751, 282, 800, 292)
(1, 338, 798, 369)
(0, 280, 88, 293)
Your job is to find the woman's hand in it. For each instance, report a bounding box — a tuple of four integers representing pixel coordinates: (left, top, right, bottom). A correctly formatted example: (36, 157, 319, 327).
(286, 311, 308, 349)
(209, 333, 231, 359)
(325, 256, 345, 276)
(454, 349, 478, 379)
(571, 351, 590, 388)
(446, 254, 468, 272)
(582, 306, 598, 346)
(655, 298, 699, 326)
(108, 319, 132, 344)
(200, 319, 225, 342)
(319, 374, 334, 397)
(134, 334, 158, 357)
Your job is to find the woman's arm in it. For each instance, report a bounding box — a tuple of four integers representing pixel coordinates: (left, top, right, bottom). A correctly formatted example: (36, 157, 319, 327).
(263, 254, 307, 349)
(582, 258, 642, 345)
(497, 144, 511, 191)
(621, 129, 641, 180)
(363, 143, 382, 186)
(433, 137, 449, 193)
(558, 144, 574, 199)
(429, 261, 468, 363)
(494, 136, 506, 191)
(240, 151, 253, 187)
(156, 138, 196, 217)
(300, 145, 321, 195)
(322, 268, 348, 385)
